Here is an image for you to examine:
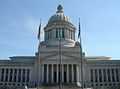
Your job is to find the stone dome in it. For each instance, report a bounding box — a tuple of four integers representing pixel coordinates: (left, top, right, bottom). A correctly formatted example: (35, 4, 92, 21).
(48, 5, 70, 24)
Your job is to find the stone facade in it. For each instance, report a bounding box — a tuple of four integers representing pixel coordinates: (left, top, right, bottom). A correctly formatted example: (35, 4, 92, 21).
(0, 5, 120, 89)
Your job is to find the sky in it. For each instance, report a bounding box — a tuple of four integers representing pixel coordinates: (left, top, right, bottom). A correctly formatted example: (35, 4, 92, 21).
(0, 0, 120, 59)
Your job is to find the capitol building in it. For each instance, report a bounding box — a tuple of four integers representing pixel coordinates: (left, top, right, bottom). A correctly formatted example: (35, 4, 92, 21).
(0, 5, 120, 89)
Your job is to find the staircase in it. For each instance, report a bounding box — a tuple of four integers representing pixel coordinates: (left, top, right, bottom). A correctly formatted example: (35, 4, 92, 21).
(29, 85, 83, 89)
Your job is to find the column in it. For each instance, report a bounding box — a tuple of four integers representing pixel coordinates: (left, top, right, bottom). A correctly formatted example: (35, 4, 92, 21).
(97, 69, 99, 83)
(72, 64, 74, 82)
(106, 69, 109, 82)
(57, 64, 58, 83)
(66, 29, 69, 39)
(101, 69, 104, 83)
(42, 64, 44, 82)
(119, 68, 120, 82)
(51, 64, 53, 83)
(0, 68, 2, 81)
(25, 69, 27, 84)
(67, 64, 69, 83)
(110, 69, 112, 82)
(16, 69, 19, 83)
(12, 69, 15, 82)
(114, 69, 116, 82)
(46, 64, 49, 83)
(106, 69, 108, 82)
(7, 68, 10, 82)
(76, 64, 79, 83)
(21, 69, 23, 83)
(92, 69, 95, 86)
(62, 64, 64, 82)
(4, 69, 6, 82)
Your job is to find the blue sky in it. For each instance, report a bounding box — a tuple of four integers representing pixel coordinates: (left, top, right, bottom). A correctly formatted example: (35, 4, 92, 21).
(0, 0, 120, 59)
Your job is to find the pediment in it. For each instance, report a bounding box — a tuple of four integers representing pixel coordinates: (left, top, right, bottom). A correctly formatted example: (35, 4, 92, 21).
(43, 53, 79, 60)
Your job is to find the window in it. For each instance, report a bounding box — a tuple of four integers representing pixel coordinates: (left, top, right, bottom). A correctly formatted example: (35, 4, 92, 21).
(46, 32, 48, 40)
(45, 31, 47, 40)
(116, 69, 119, 82)
(13, 69, 17, 82)
(48, 31, 50, 40)
(5, 69, 8, 82)
(56, 28, 65, 39)
(95, 69, 98, 82)
(91, 69, 93, 82)
(73, 64, 77, 82)
(44, 64, 47, 83)
(1, 68, 4, 81)
(95, 69, 97, 82)
(62, 28, 64, 38)
(99, 69, 102, 82)
(22, 69, 25, 82)
(70, 31, 72, 39)
(112, 69, 115, 82)
(9, 69, 13, 82)
(18, 69, 21, 82)
(103, 69, 106, 82)
(107, 69, 111, 82)
(58, 28, 61, 38)
(56, 29, 58, 38)
(69, 64, 72, 82)
(69, 30, 71, 39)
(48, 64, 52, 83)
(27, 69, 30, 82)
(49, 30, 52, 39)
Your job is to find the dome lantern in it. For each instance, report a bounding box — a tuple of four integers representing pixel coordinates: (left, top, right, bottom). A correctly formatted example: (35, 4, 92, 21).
(56, 4, 64, 13)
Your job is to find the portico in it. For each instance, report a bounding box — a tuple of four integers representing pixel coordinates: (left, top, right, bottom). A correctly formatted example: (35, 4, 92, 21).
(41, 64, 78, 84)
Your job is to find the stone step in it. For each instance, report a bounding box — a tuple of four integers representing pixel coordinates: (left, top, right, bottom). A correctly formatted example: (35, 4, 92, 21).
(29, 86, 86, 89)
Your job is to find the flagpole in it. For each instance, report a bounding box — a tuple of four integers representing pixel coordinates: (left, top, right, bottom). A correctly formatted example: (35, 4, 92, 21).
(59, 30, 62, 89)
(78, 18, 84, 89)
(37, 19, 41, 89)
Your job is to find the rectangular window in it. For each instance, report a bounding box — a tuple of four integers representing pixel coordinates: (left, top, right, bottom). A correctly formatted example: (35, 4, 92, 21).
(56, 29, 58, 38)
(99, 69, 102, 82)
(90, 69, 93, 82)
(62, 28, 64, 38)
(5, 69, 8, 82)
(116, 69, 119, 82)
(69, 64, 72, 82)
(95, 69, 97, 82)
(1, 68, 4, 81)
(44, 64, 47, 83)
(48, 64, 52, 83)
(103, 69, 106, 82)
(73, 64, 77, 82)
(13, 69, 17, 82)
(27, 69, 30, 82)
(22, 69, 25, 82)
(59, 28, 62, 38)
(18, 69, 21, 82)
(9, 69, 13, 82)
(112, 69, 115, 82)
(46, 32, 48, 40)
(70, 31, 72, 39)
(107, 69, 111, 82)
